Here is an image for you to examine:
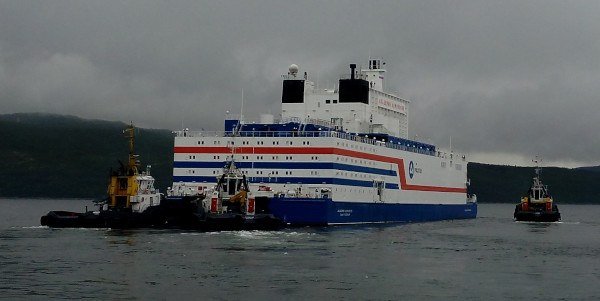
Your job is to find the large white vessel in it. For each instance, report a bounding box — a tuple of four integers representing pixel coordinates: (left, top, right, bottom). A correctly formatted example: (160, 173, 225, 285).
(171, 59, 477, 225)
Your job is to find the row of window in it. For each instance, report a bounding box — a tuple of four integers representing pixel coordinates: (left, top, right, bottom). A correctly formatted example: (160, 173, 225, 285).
(337, 141, 376, 153)
(335, 187, 369, 194)
(336, 156, 378, 166)
(184, 169, 330, 176)
(324, 99, 338, 104)
(336, 171, 371, 179)
(185, 169, 383, 178)
(207, 170, 288, 175)
(197, 140, 313, 146)
(201, 158, 458, 170)
(185, 155, 383, 166)
(242, 141, 265, 145)
(196, 155, 326, 161)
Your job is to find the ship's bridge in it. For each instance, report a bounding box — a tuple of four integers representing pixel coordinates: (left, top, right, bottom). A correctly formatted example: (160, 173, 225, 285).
(281, 59, 409, 138)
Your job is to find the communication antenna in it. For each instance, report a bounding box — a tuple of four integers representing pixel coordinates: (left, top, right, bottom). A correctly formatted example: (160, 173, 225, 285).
(533, 156, 543, 177)
(229, 88, 245, 162)
(240, 88, 244, 124)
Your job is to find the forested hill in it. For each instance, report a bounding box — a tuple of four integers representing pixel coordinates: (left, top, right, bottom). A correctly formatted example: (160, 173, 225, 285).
(1, 113, 599, 203)
(0, 113, 173, 199)
(468, 163, 600, 203)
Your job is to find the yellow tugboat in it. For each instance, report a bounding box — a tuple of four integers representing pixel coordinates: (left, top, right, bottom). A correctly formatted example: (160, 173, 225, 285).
(514, 159, 561, 222)
(106, 124, 161, 213)
(41, 123, 165, 228)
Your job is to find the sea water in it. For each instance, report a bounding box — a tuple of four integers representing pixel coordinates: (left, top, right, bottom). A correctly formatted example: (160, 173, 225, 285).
(1, 199, 599, 300)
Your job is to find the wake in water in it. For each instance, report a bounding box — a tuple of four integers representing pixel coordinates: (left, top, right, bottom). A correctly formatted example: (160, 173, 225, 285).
(515, 221, 580, 225)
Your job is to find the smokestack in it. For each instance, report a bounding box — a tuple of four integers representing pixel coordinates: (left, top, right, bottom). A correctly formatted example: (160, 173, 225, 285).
(350, 64, 356, 80)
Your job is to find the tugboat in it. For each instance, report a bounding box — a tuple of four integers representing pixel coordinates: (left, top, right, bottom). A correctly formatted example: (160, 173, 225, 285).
(514, 160, 561, 222)
(197, 158, 283, 231)
(41, 123, 282, 230)
(41, 123, 170, 228)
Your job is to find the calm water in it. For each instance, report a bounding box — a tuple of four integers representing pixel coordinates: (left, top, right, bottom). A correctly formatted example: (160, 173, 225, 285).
(1, 199, 599, 300)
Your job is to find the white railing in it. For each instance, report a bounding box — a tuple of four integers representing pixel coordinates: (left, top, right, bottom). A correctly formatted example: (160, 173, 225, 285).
(173, 130, 452, 157)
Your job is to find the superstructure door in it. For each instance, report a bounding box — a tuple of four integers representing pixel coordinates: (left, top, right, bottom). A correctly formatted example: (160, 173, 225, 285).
(373, 180, 385, 203)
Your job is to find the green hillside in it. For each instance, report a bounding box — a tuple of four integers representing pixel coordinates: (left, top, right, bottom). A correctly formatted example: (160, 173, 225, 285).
(468, 163, 600, 203)
(1, 113, 598, 203)
(0, 113, 173, 199)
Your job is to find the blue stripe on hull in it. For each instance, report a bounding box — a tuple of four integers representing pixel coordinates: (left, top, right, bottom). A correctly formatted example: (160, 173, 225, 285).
(173, 176, 399, 189)
(174, 161, 396, 176)
(268, 198, 477, 225)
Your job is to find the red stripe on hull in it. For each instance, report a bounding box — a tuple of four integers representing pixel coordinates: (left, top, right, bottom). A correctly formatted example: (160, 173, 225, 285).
(173, 146, 466, 193)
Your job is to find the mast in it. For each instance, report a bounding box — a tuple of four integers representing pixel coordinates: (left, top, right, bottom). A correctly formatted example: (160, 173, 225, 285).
(532, 156, 542, 185)
(107, 123, 141, 209)
(124, 122, 139, 175)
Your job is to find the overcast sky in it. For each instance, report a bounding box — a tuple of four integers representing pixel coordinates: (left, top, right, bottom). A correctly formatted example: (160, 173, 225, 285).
(1, 1, 599, 167)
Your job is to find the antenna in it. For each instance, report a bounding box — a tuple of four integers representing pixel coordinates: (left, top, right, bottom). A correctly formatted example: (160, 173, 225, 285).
(229, 89, 244, 164)
(240, 88, 244, 124)
(533, 156, 543, 178)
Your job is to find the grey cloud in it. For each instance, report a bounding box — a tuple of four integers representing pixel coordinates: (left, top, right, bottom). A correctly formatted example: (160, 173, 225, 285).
(1, 0, 599, 166)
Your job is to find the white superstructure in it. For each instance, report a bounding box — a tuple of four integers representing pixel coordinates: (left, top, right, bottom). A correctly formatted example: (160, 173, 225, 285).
(281, 59, 408, 138)
(170, 59, 475, 225)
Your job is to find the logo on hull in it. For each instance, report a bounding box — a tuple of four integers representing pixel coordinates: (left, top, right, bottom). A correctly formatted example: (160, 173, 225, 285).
(409, 161, 415, 179)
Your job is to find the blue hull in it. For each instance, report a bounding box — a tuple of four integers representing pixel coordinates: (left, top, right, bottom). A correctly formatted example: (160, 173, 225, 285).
(269, 197, 477, 225)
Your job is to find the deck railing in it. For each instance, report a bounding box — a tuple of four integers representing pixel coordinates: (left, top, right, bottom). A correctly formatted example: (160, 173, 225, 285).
(173, 129, 469, 159)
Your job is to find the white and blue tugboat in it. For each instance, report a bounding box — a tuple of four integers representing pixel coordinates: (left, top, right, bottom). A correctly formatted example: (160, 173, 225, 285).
(196, 157, 283, 230)
(171, 59, 477, 226)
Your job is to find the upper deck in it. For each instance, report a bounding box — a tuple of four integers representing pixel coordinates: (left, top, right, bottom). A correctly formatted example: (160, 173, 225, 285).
(175, 123, 438, 157)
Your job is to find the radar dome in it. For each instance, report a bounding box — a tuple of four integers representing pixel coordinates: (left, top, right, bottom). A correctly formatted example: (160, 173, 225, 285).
(289, 64, 299, 75)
